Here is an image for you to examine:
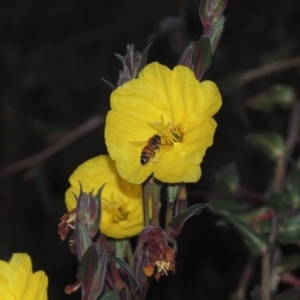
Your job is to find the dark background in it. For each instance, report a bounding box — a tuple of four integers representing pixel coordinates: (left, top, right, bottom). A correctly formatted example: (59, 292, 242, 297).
(1, 0, 300, 299)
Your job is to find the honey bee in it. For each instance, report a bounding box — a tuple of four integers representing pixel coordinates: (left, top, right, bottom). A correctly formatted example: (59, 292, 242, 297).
(140, 134, 161, 165)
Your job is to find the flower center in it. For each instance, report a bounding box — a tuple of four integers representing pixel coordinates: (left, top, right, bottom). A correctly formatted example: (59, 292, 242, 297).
(149, 115, 182, 145)
(102, 194, 128, 223)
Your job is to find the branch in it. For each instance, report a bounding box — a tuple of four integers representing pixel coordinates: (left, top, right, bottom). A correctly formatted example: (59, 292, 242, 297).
(271, 101, 300, 193)
(0, 116, 104, 179)
(237, 55, 300, 86)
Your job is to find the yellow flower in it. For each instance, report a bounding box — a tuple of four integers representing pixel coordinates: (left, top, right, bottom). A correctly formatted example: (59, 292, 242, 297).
(0, 253, 48, 300)
(65, 155, 144, 239)
(105, 62, 222, 184)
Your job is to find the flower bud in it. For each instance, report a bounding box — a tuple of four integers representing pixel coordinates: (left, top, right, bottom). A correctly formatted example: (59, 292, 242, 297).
(208, 15, 226, 53)
(199, 0, 227, 27)
(178, 41, 196, 71)
(76, 183, 104, 239)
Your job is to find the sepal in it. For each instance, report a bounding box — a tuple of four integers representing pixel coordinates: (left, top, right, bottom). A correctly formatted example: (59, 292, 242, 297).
(168, 203, 213, 238)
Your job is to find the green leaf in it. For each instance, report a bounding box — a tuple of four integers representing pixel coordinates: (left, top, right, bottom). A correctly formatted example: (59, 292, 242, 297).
(237, 207, 273, 224)
(193, 36, 212, 80)
(210, 197, 251, 213)
(268, 163, 300, 212)
(78, 244, 107, 300)
(101, 78, 116, 91)
(110, 256, 138, 287)
(218, 210, 269, 255)
(247, 84, 295, 112)
(215, 163, 240, 192)
(247, 133, 286, 160)
(168, 203, 213, 238)
(114, 53, 125, 63)
(267, 192, 290, 212)
(278, 212, 300, 245)
(99, 290, 119, 300)
(275, 288, 300, 300)
(284, 162, 300, 209)
(275, 254, 300, 273)
(250, 290, 276, 300)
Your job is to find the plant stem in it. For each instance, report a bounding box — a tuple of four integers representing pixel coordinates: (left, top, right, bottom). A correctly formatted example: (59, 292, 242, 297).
(261, 251, 270, 300)
(234, 256, 257, 300)
(150, 179, 161, 227)
(165, 201, 174, 231)
(142, 181, 150, 226)
(126, 241, 134, 270)
(165, 184, 180, 230)
(176, 183, 187, 215)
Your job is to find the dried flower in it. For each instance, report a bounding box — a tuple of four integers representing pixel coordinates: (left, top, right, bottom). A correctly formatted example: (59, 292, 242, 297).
(65, 155, 144, 239)
(105, 62, 222, 184)
(0, 253, 48, 300)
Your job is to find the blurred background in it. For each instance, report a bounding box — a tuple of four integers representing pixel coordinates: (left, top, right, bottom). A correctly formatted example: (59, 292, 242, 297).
(1, 0, 300, 299)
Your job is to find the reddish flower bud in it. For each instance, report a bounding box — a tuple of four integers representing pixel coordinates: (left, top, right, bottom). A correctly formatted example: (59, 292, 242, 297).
(75, 183, 104, 239)
(178, 41, 196, 71)
(200, 0, 227, 24)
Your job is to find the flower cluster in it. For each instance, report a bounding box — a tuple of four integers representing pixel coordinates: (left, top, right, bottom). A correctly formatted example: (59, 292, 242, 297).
(65, 155, 144, 238)
(63, 45, 222, 297)
(0, 253, 48, 300)
(105, 62, 222, 184)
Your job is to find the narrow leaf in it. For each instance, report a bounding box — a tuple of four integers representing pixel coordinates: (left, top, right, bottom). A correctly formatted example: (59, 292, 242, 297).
(114, 53, 125, 63)
(99, 290, 119, 300)
(278, 213, 300, 245)
(247, 84, 295, 112)
(275, 254, 300, 273)
(102, 78, 116, 91)
(210, 197, 252, 213)
(285, 162, 300, 209)
(250, 290, 275, 300)
(193, 36, 212, 80)
(78, 244, 107, 300)
(168, 203, 213, 238)
(111, 256, 138, 287)
(219, 210, 269, 255)
(276, 288, 300, 300)
(247, 133, 286, 160)
(215, 163, 239, 192)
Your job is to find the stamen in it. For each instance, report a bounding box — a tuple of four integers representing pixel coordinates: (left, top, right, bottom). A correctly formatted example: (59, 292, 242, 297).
(155, 260, 170, 275)
(149, 115, 183, 145)
(102, 194, 128, 222)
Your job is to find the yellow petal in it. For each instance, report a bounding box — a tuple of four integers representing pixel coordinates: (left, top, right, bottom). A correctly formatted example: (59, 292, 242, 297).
(65, 155, 144, 238)
(174, 118, 217, 165)
(23, 271, 48, 300)
(0, 276, 14, 300)
(105, 62, 222, 184)
(153, 146, 201, 183)
(0, 254, 48, 300)
(7, 253, 32, 299)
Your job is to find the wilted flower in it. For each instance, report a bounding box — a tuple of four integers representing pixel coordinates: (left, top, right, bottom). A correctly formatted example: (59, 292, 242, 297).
(65, 155, 144, 239)
(105, 62, 222, 184)
(133, 226, 176, 285)
(0, 253, 48, 300)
